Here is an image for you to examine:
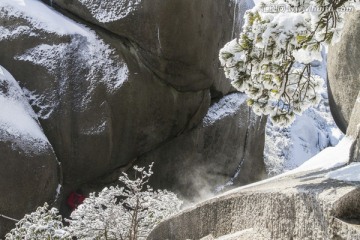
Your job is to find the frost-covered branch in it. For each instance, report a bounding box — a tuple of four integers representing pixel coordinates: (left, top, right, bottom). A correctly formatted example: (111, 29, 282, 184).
(66, 163, 182, 240)
(220, 0, 359, 126)
(6, 164, 182, 240)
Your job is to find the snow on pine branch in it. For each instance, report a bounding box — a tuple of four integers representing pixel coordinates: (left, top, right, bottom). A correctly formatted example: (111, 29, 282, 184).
(220, 0, 360, 126)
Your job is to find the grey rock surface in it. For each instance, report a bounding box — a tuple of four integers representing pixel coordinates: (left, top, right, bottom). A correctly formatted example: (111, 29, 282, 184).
(346, 91, 360, 162)
(0, 66, 60, 236)
(138, 93, 267, 200)
(148, 168, 360, 240)
(328, 10, 360, 133)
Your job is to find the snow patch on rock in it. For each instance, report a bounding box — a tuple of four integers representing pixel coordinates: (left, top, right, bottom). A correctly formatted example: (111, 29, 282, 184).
(16, 44, 68, 74)
(0, 65, 51, 154)
(203, 93, 247, 126)
(78, 0, 142, 23)
(0, 26, 36, 41)
(0, 0, 90, 36)
(327, 163, 360, 182)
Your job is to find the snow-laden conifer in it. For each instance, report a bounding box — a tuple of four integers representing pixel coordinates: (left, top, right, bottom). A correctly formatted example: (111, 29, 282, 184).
(220, 0, 360, 126)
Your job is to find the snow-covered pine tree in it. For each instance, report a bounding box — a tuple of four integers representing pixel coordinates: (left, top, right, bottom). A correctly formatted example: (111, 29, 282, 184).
(66, 163, 182, 240)
(220, 0, 359, 126)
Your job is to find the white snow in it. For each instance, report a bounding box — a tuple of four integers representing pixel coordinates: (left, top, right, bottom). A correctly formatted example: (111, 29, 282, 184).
(78, 0, 142, 23)
(0, 0, 90, 36)
(288, 137, 353, 174)
(327, 163, 360, 182)
(0, 65, 50, 154)
(203, 93, 247, 126)
(15, 44, 68, 74)
(293, 48, 323, 64)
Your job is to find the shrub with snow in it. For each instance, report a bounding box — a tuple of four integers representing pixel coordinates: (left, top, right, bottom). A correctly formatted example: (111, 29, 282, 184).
(6, 164, 182, 240)
(5, 203, 69, 240)
(67, 163, 182, 240)
(220, 0, 359, 126)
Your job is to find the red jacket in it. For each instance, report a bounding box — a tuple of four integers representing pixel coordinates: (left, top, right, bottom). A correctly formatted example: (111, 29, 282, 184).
(67, 192, 85, 211)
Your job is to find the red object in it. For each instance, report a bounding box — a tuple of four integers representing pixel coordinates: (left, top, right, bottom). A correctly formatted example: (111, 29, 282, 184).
(67, 191, 85, 211)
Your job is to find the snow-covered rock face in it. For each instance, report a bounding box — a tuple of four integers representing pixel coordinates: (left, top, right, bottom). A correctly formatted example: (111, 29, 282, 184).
(0, 65, 59, 237)
(0, 66, 49, 153)
(0, 0, 129, 118)
(265, 52, 343, 176)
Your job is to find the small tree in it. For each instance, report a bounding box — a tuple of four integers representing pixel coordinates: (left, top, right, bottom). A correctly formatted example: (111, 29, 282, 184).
(5, 203, 70, 240)
(220, 0, 359, 126)
(66, 163, 182, 240)
(6, 164, 182, 240)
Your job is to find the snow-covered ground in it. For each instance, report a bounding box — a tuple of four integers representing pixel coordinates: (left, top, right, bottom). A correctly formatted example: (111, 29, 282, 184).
(264, 51, 344, 176)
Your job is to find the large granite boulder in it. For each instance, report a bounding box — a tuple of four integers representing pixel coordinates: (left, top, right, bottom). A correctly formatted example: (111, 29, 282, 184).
(148, 164, 360, 239)
(327, 10, 360, 162)
(0, 1, 208, 189)
(45, 0, 253, 96)
(0, 66, 60, 236)
(138, 93, 267, 200)
(328, 10, 360, 133)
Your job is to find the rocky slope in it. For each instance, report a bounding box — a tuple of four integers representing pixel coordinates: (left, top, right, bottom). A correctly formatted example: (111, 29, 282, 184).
(148, 140, 360, 239)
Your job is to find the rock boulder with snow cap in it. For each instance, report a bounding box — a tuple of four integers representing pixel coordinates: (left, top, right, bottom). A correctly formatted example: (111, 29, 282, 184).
(0, 66, 60, 236)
